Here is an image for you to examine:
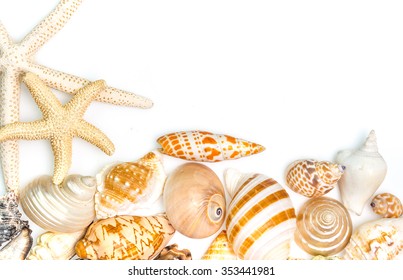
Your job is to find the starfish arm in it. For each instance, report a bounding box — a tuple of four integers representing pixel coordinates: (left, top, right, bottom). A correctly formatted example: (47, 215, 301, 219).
(50, 137, 72, 185)
(0, 21, 12, 50)
(19, 0, 84, 57)
(25, 62, 153, 108)
(75, 120, 115, 156)
(0, 120, 51, 142)
(0, 69, 20, 193)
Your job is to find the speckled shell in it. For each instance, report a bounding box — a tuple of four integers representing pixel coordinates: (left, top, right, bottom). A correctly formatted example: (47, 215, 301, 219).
(75, 214, 175, 260)
(285, 159, 345, 198)
(371, 193, 403, 218)
(20, 174, 96, 233)
(0, 227, 32, 260)
(27, 229, 86, 260)
(155, 244, 192, 260)
(95, 151, 166, 219)
(294, 197, 352, 256)
(201, 230, 237, 260)
(163, 163, 226, 239)
(0, 191, 28, 246)
(157, 130, 265, 162)
(343, 218, 403, 260)
(225, 169, 296, 260)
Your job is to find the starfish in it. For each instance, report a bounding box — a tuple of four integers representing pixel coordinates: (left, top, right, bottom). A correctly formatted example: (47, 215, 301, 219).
(0, 0, 152, 193)
(0, 72, 115, 185)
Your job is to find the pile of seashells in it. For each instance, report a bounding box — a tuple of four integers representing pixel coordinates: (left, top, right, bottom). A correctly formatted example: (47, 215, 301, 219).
(1, 129, 402, 260)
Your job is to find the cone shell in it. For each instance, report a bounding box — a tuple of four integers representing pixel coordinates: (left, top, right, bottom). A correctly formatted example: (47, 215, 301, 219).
(294, 197, 352, 256)
(285, 159, 345, 198)
(225, 169, 296, 260)
(0, 227, 32, 260)
(201, 230, 237, 260)
(157, 130, 265, 162)
(163, 163, 226, 239)
(75, 214, 175, 260)
(155, 244, 192, 260)
(371, 193, 403, 218)
(95, 151, 166, 219)
(20, 174, 96, 233)
(343, 218, 403, 260)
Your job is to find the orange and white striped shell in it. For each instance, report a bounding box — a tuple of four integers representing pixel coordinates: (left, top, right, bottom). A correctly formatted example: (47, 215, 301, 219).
(371, 193, 403, 218)
(285, 159, 345, 198)
(225, 169, 296, 260)
(157, 131, 265, 162)
(75, 214, 175, 260)
(201, 230, 237, 260)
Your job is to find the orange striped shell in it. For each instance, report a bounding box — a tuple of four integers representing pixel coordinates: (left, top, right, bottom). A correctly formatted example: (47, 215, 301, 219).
(157, 131, 265, 162)
(371, 193, 403, 218)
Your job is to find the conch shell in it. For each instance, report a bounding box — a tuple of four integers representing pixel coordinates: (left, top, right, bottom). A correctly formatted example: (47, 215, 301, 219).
(155, 244, 192, 260)
(201, 230, 237, 260)
(343, 218, 403, 260)
(163, 163, 225, 239)
(95, 151, 166, 219)
(225, 169, 296, 259)
(371, 193, 402, 218)
(285, 159, 345, 198)
(0, 227, 32, 260)
(20, 174, 96, 232)
(336, 130, 387, 215)
(157, 130, 264, 162)
(294, 197, 352, 256)
(27, 229, 86, 260)
(75, 214, 175, 260)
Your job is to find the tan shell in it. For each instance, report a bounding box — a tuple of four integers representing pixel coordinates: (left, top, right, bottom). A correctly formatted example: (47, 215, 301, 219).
(0, 227, 32, 260)
(155, 244, 192, 260)
(371, 193, 403, 218)
(75, 214, 175, 260)
(163, 163, 225, 239)
(95, 151, 166, 219)
(201, 230, 237, 260)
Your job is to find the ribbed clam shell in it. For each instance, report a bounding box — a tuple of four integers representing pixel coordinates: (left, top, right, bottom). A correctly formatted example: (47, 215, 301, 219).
(155, 244, 192, 260)
(157, 130, 265, 162)
(75, 214, 175, 260)
(294, 197, 352, 256)
(371, 193, 402, 218)
(20, 174, 96, 233)
(285, 159, 344, 198)
(225, 169, 296, 260)
(201, 230, 237, 260)
(343, 218, 403, 260)
(0, 227, 32, 260)
(95, 151, 166, 219)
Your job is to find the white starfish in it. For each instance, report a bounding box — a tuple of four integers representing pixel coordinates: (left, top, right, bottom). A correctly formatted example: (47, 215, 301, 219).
(0, 0, 153, 194)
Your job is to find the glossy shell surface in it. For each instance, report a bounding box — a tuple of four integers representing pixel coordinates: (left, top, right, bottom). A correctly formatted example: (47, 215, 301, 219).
(201, 230, 237, 260)
(371, 193, 403, 218)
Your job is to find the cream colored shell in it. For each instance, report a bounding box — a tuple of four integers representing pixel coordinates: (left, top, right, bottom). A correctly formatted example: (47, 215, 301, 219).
(201, 230, 237, 260)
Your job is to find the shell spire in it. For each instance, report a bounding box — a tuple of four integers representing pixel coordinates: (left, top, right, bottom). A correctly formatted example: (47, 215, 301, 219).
(361, 130, 378, 153)
(201, 230, 237, 260)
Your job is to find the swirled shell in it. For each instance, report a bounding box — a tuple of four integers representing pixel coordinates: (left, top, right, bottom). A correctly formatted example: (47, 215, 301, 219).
(163, 163, 226, 239)
(20, 174, 96, 233)
(75, 214, 175, 260)
(0, 227, 32, 260)
(27, 229, 86, 260)
(201, 230, 237, 260)
(157, 130, 265, 162)
(294, 197, 352, 256)
(285, 159, 345, 198)
(371, 193, 403, 218)
(225, 169, 296, 260)
(0, 191, 28, 246)
(155, 244, 192, 260)
(343, 218, 403, 260)
(95, 151, 166, 219)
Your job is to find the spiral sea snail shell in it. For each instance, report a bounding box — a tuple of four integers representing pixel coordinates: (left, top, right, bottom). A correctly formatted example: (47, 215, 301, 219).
(370, 193, 402, 218)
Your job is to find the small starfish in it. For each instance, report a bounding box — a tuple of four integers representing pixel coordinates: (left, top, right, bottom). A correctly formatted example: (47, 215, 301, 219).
(0, 73, 115, 185)
(0, 0, 152, 192)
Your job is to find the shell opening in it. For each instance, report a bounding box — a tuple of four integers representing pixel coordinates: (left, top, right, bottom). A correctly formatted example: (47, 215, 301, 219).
(207, 194, 225, 223)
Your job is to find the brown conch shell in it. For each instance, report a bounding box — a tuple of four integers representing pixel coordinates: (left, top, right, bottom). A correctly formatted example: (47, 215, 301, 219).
(75, 214, 175, 260)
(0, 227, 32, 260)
(155, 244, 192, 260)
(371, 193, 403, 218)
(201, 230, 237, 260)
(95, 151, 166, 219)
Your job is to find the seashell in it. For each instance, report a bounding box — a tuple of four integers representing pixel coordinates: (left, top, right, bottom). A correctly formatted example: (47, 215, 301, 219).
(294, 197, 352, 256)
(0, 227, 32, 260)
(371, 193, 403, 218)
(285, 159, 345, 198)
(0, 191, 28, 246)
(225, 169, 296, 260)
(336, 130, 387, 215)
(27, 229, 86, 260)
(201, 230, 237, 260)
(163, 163, 226, 239)
(343, 218, 403, 260)
(95, 151, 166, 219)
(157, 130, 265, 162)
(75, 214, 175, 260)
(312, 255, 342, 260)
(20, 174, 96, 233)
(155, 244, 192, 260)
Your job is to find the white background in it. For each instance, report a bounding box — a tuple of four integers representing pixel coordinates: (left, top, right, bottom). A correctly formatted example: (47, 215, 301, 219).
(1, 0, 403, 262)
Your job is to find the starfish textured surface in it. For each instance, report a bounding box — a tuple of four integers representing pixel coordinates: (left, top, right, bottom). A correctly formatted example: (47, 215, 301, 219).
(0, 73, 115, 185)
(0, 0, 152, 192)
